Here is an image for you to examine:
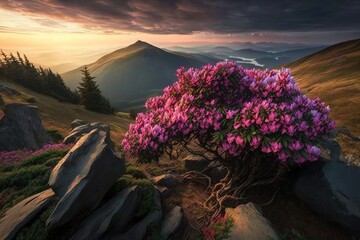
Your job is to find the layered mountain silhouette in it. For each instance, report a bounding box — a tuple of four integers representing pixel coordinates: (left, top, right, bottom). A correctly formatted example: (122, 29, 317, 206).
(62, 41, 219, 111)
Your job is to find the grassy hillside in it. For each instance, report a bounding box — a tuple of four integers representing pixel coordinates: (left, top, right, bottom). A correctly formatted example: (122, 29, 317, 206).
(0, 79, 132, 146)
(286, 38, 360, 133)
(286, 38, 360, 161)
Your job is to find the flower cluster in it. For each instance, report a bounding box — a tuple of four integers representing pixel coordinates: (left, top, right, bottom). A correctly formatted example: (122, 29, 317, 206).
(201, 215, 234, 240)
(0, 143, 72, 165)
(122, 61, 334, 164)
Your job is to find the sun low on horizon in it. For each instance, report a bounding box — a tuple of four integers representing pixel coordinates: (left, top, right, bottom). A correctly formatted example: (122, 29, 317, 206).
(1, 0, 359, 72)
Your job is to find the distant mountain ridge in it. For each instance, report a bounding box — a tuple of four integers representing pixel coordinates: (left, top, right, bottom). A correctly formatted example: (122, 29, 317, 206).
(62, 41, 219, 111)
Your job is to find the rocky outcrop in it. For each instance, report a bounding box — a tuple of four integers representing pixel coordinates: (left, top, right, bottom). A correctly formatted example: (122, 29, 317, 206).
(63, 122, 110, 144)
(153, 174, 180, 188)
(0, 103, 52, 151)
(226, 203, 279, 240)
(70, 119, 88, 129)
(71, 186, 140, 240)
(0, 189, 54, 240)
(0, 83, 21, 96)
(161, 206, 185, 239)
(47, 129, 125, 229)
(106, 189, 162, 240)
(294, 159, 360, 236)
(182, 155, 209, 171)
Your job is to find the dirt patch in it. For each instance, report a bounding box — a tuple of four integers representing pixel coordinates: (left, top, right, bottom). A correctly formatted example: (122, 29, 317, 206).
(162, 181, 209, 240)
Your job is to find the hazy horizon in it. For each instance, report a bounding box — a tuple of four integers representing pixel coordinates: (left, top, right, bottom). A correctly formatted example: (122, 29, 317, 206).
(1, 0, 359, 72)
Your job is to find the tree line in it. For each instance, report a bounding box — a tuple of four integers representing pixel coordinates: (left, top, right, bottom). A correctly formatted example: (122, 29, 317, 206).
(0, 51, 80, 103)
(0, 51, 114, 114)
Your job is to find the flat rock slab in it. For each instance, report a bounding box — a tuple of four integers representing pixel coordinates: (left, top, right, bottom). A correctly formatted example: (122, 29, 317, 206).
(182, 155, 209, 171)
(71, 186, 140, 240)
(0, 189, 54, 240)
(226, 203, 279, 240)
(153, 174, 180, 188)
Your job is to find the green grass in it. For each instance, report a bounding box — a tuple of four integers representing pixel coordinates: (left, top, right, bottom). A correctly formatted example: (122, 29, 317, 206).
(105, 164, 156, 218)
(0, 148, 68, 217)
(47, 129, 64, 143)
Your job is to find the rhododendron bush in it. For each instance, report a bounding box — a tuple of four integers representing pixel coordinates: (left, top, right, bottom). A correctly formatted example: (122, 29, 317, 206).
(122, 61, 334, 165)
(122, 61, 334, 219)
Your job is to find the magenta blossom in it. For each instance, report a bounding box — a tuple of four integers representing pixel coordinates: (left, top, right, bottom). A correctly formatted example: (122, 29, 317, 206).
(122, 61, 334, 164)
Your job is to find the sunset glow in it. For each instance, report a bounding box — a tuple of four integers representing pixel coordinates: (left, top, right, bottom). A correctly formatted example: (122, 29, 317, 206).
(0, 0, 359, 71)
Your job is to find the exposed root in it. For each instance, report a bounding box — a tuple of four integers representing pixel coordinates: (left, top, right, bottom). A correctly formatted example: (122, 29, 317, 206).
(179, 158, 285, 232)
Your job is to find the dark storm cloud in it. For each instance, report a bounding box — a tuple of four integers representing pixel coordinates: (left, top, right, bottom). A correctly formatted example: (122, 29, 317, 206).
(0, 0, 359, 34)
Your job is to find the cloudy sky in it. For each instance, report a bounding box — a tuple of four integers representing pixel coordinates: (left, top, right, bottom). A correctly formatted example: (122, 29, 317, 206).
(0, 0, 359, 70)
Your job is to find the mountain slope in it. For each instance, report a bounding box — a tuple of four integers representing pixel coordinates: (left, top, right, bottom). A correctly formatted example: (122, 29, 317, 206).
(62, 41, 219, 111)
(0, 79, 132, 145)
(286, 38, 360, 134)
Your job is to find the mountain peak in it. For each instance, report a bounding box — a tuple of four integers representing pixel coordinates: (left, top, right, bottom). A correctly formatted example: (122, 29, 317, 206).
(130, 40, 154, 48)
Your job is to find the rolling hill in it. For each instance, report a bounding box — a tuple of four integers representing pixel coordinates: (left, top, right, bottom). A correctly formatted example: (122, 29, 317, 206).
(62, 41, 219, 111)
(286, 38, 360, 161)
(0, 79, 132, 145)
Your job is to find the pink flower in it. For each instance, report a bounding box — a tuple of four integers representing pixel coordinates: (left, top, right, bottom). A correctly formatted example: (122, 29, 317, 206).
(270, 141, 282, 152)
(233, 122, 241, 129)
(268, 111, 277, 121)
(260, 124, 269, 134)
(242, 118, 251, 127)
(261, 145, 272, 153)
(298, 121, 308, 131)
(306, 145, 321, 161)
(268, 122, 280, 133)
(221, 142, 231, 151)
(278, 151, 289, 162)
(289, 140, 303, 151)
(235, 136, 244, 145)
(295, 157, 306, 164)
(281, 114, 291, 124)
(227, 133, 235, 144)
(214, 122, 221, 130)
(226, 110, 238, 119)
(250, 136, 261, 149)
(287, 125, 296, 136)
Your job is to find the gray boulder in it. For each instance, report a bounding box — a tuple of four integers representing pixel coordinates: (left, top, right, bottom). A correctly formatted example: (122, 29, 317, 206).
(182, 155, 209, 171)
(105, 189, 162, 240)
(294, 159, 360, 235)
(158, 186, 172, 199)
(0, 189, 54, 240)
(71, 186, 140, 240)
(70, 119, 88, 129)
(161, 206, 184, 240)
(47, 129, 125, 229)
(153, 174, 180, 188)
(226, 203, 279, 240)
(209, 167, 227, 183)
(63, 122, 110, 144)
(0, 103, 52, 151)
